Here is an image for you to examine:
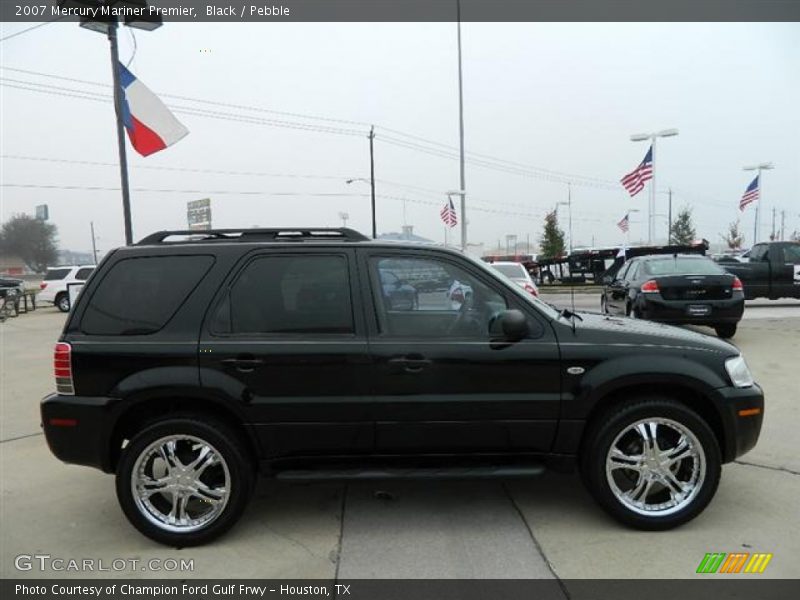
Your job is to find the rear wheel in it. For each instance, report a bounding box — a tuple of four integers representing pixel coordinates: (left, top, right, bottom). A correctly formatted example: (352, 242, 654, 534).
(55, 292, 70, 313)
(714, 323, 737, 339)
(580, 398, 721, 530)
(116, 417, 253, 546)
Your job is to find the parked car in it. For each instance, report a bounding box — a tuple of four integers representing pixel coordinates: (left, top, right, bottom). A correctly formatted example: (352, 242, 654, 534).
(42, 228, 763, 546)
(39, 265, 95, 312)
(489, 261, 539, 297)
(721, 241, 800, 300)
(601, 254, 744, 338)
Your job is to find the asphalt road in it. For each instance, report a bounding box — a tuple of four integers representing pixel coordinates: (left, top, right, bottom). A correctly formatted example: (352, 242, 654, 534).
(1, 302, 798, 581)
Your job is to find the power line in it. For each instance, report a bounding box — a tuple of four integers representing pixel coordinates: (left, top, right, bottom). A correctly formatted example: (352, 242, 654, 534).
(0, 19, 65, 43)
(0, 64, 623, 189)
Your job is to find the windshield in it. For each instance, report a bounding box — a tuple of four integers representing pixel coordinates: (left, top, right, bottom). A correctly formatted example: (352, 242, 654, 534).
(643, 257, 725, 276)
(466, 255, 560, 320)
(492, 263, 526, 279)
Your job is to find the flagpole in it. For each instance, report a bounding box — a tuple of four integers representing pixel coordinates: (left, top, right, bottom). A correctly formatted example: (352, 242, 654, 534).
(108, 22, 134, 246)
(456, 0, 467, 251)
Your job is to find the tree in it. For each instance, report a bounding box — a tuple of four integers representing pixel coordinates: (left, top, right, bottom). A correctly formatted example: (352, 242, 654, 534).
(721, 220, 745, 250)
(0, 214, 59, 273)
(540, 210, 566, 258)
(671, 207, 696, 245)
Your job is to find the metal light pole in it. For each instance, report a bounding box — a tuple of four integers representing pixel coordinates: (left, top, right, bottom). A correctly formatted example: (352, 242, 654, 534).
(743, 162, 774, 244)
(90, 221, 99, 264)
(627, 208, 641, 245)
(630, 128, 679, 244)
(456, 0, 467, 251)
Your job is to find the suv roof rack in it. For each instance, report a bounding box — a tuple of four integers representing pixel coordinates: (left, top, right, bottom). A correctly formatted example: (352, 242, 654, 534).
(136, 228, 370, 245)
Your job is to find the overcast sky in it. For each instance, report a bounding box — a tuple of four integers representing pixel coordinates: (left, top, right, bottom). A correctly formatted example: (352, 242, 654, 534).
(1, 21, 798, 256)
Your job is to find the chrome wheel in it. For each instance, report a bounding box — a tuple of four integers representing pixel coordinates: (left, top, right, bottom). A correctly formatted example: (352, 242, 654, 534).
(131, 434, 231, 533)
(605, 418, 705, 517)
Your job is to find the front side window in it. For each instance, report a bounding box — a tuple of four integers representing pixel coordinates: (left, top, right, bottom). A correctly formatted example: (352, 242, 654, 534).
(75, 267, 94, 281)
(218, 254, 353, 335)
(370, 255, 507, 338)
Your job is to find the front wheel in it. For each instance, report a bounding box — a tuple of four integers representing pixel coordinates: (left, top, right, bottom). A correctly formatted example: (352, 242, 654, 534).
(714, 323, 737, 339)
(581, 398, 721, 530)
(116, 417, 253, 546)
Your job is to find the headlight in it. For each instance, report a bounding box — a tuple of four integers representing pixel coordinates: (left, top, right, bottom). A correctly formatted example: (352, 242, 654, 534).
(725, 355, 754, 388)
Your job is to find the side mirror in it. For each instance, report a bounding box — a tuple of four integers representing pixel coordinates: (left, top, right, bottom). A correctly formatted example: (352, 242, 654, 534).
(500, 309, 529, 341)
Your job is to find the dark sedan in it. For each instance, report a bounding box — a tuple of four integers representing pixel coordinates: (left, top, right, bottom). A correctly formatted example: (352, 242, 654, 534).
(601, 254, 744, 338)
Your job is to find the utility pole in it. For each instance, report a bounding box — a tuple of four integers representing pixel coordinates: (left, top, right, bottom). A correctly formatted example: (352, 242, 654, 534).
(369, 126, 376, 239)
(456, 0, 467, 251)
(90, 221, 98, 264)
(771, 207, 777, 241)
(108, 23, 134, 245)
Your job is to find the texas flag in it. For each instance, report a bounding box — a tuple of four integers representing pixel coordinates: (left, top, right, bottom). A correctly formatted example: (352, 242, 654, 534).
(118, 63, 188, 156)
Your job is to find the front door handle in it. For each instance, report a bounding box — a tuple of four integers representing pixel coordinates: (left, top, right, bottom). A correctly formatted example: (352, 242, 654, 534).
(388, 355, 432, 373)
(220, 356, 265, 372)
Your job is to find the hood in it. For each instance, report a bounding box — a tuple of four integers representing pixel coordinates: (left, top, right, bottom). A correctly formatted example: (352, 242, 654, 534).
(567, 311, 739, 356)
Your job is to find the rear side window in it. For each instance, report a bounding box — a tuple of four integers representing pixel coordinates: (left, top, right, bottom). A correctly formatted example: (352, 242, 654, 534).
(81, 255, 214, 335)
(45, 268, 71, 280)
(75, 267, 94, 281)
(214, 254, 353, 335)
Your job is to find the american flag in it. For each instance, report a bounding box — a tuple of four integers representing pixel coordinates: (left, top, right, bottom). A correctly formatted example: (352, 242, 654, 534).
(617, 213, 630, 233)
(440, 197, 458, 227)
(620, 146, 653, 197)
(739, 176, 759, 211)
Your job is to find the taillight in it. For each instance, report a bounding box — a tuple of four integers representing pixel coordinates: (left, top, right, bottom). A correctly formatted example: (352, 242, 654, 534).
(732, 277, 744, 292)
(54, 342, 74, 395)
(40, 282, 47, 289)
(641, 279, 660, 294)
(524, 283, 538, 297)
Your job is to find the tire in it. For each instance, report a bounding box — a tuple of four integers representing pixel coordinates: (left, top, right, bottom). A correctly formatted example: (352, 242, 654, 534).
(55, 293, 70, 313)
(714, 323, 737, 339)
(116, 417, 254, 547)
(580, 397, 721, 530)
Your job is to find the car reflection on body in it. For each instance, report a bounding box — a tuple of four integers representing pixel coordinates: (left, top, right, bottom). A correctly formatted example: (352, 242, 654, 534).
(489, 261, 539, 297)
(380, 270, 419, 310)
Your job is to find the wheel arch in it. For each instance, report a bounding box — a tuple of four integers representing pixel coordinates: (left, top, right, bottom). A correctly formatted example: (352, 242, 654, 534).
(107, 392, 261, 473)
(578, 382, 727, 466)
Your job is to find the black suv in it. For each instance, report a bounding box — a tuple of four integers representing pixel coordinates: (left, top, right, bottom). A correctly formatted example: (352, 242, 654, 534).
(42, 228, 764, 546)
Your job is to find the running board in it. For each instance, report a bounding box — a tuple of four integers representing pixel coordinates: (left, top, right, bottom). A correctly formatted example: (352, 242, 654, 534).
(275, 464, 545, 482)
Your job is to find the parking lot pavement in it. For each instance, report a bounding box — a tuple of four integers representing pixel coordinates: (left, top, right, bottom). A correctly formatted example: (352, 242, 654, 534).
(1, 305, 798, 580)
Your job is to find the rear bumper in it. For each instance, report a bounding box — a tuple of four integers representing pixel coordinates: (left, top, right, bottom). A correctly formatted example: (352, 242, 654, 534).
(712, 383, 764, 463)
(639, 295, 744, 324)
(41, 393, 117, 473)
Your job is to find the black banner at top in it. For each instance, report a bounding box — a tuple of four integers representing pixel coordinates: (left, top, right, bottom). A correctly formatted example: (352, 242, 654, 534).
(2, 0, 800, 23)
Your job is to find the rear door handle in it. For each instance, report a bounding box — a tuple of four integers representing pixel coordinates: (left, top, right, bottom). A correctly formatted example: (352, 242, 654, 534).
(388, 356, 432, 373)
(220, 357, 265, 372)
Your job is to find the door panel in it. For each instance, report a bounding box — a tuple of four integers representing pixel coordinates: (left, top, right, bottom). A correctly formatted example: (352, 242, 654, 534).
(199, 250, 373, 459)
(360, 250, 561, 455)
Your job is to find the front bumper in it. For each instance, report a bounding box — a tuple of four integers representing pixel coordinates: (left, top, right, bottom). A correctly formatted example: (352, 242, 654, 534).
(41, 393, 118, 473)
(640, 294, 744, 324)
(712, 383, 764, 463)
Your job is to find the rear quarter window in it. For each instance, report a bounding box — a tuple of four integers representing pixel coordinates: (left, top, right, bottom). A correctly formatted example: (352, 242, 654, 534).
(80, 255, 214, 335)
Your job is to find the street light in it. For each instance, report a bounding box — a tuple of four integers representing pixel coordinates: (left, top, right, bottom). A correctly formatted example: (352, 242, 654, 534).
(60, 0, 163, 246)
(743, 162, 774, 244)
(630, 128, 679, 244)
(338, 212, 349, 228)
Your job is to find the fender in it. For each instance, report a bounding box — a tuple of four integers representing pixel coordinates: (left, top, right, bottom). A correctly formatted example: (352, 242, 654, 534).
(563, 353, 728, 420)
